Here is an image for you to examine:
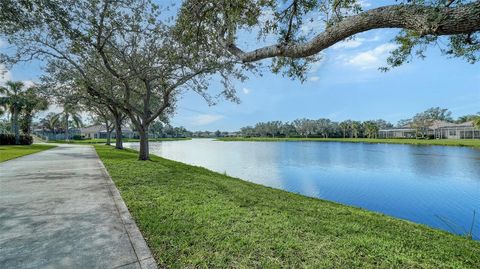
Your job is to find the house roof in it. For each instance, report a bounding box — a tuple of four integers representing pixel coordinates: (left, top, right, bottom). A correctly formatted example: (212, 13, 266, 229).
(431, 120, 474, 129)
(380, 120, 474, 132)
(80, 124, 133, 134)
(80, 125, 104, 133)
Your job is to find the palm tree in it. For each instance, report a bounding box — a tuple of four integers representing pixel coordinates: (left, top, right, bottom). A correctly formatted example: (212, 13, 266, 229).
(19, 87, 49, 135)
(350, 121, 362, 138)
(40, 113, 60, 137)
(473, 116, 480, 130)
(339, 121, 351, 138)
(0, 81, 27, 144)
(363, 121, 379, 139)
(53, 102, 83, 141)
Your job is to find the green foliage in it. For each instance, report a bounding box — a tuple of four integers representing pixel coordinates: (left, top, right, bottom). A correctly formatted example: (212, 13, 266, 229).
(0, 144, 55, 162)
(95, 145, 480, 268)
(0, 133, 33, 145)
(0, 80, 49, 142)
(473, 116, 480, 129)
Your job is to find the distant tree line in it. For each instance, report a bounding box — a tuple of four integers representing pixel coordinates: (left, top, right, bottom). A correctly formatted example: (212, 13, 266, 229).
(239, 119, 393, 139)
(237, 107, 480, 139)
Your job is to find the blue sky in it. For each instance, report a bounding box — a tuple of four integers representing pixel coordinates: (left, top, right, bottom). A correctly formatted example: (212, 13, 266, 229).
(1, 1, 479, 131)
(170, 28, 479, 131)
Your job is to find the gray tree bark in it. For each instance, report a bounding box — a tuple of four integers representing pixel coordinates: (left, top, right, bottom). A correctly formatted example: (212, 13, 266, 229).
(12, 107, 20, 145)
(226, 2, 480, 62)
(114, 115, 123, 150)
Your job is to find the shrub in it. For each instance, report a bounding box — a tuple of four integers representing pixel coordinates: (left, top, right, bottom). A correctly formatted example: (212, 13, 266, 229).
(72, 135, 83, 140)
(0, 134, 33, 145)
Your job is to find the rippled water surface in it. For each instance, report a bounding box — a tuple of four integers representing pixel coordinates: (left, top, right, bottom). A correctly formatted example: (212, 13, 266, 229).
(125, 139, 480, 238)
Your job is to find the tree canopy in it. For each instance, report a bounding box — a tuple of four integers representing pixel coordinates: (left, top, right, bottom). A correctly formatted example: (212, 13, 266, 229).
(177, 0, 480, 79)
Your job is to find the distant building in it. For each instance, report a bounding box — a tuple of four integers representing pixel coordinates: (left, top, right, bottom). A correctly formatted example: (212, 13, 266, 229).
(379, 120, 479, 139)
(80, 125, 135, 139)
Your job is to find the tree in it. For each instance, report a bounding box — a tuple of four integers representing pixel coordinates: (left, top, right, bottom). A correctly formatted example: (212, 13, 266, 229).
(40, 112, 62, 135)
(89, 104, 114, 145)
(280, 122, 297, 138)
(363, 121, 379, 138)
(19, 87, 49, 135)
(150, 121, 165, 138)
(473, 116, 480, 129)
(315, 118, 332, 138)
(456, 113, 480, 123)
(293, 118, 316, 138)
(350, 121, 362, 138)
(265, 121, 283, 138)
(411, 112, 434, 138)
(53, 100, 83, 141)
(3, 0, 244, 160)
(339, 121, 351, 138)
(397, 119, 412, 128)
(374, 119, 394, 129)
(0, 81, 30, 144)
(178, 0, 480, 79)
(423, 107, 453, 122)
(240, 126, 255, 137)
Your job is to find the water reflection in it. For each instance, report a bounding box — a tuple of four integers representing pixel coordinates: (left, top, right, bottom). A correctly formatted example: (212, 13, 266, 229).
(125, 139, 480, 239)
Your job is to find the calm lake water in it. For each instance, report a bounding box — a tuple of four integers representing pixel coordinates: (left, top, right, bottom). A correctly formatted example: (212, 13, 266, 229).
(125, 139, 480, 239)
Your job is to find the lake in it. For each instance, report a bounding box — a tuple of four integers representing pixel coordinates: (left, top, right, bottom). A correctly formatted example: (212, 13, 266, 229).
(125, 139, 480, 239)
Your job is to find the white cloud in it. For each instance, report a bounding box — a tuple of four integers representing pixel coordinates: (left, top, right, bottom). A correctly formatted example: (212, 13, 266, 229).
(332, 39, 364, 49)
(347, 43, 398, 70)
(23, 80, 37, 88)
(359, 0, 371, 8)
(0, 65, 12, 85)
(190, 114, 224, 126)
(299, 12, 325, 37)
(332, 35, 380, 50)
(309, 76, 320, 82)
(309, 58, 325, 73)
(242, 87, 251, 94)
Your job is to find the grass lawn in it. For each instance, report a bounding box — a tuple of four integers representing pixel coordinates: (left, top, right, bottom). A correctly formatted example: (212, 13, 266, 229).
(95, 145, 480, 268)
(0, 144, 56, 162)
(218, 137, 480, 148)
(48, 137, 191, 144)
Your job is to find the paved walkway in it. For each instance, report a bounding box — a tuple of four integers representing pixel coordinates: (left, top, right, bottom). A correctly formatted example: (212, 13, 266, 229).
(0, 144, 156, 269)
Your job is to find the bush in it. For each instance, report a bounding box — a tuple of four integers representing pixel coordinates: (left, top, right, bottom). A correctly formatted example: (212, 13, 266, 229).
(72, 135, 83, 140)
(0, 134, 33, 145)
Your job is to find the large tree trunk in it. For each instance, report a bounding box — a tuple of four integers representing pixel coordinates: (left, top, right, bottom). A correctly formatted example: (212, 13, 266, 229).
(106, 128, 112, 146)
(138, 128, 149, 161)
(12, 107, 19, 145)
(114, 114, 123, 149)
(64, 113, 70, 141)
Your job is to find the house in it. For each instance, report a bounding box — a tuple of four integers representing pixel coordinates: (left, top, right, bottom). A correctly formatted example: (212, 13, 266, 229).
(80, 124, 135, 139)
(379, 120, 479, 139)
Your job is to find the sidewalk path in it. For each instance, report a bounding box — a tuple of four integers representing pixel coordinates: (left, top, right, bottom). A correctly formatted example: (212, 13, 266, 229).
(0, 144, 156, 269)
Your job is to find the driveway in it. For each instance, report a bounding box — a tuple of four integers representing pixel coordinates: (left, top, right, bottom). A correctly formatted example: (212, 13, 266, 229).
(0, 144, 156, 269)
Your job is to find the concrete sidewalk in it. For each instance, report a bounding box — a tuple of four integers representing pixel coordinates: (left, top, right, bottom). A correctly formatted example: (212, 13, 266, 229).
(0, 144, 156, 269)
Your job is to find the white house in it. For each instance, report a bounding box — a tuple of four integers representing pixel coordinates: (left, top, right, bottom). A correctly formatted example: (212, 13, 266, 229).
(80, 124, 135, 139)
(379, 120, 479, 139)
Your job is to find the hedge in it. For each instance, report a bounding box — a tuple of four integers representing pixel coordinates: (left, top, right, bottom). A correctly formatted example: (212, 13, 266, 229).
(0, 134, 33, 145)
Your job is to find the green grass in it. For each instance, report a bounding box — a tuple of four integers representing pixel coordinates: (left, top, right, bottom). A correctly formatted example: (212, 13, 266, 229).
(218, 137, 480, 148)
(48, 137, 191, 144)
(95, 145, 480, 268)
(0, 144, 56, 162)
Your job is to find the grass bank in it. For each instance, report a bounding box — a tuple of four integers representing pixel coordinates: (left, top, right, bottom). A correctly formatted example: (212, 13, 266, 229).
(95, 145, 479, 268)
(0, 144, 56, 162)
(48, 137, 191, 144)
(218, 137, 480, 148)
